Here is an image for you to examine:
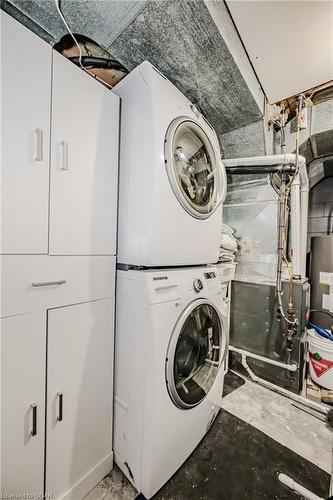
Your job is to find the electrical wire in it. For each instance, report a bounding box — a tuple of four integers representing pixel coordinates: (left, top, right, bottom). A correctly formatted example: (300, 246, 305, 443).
(278, 176, 296, 326)
(276, 94, 306, 329)
(276, 173, 297, 326)
(54, 0, 113, 89)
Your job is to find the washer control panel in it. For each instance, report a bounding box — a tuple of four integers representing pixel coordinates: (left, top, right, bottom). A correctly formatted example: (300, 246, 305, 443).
(183, 268, 219, 295)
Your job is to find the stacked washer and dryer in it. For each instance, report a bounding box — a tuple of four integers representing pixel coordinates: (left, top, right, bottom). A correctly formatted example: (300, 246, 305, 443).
(113, 61, 229, 499)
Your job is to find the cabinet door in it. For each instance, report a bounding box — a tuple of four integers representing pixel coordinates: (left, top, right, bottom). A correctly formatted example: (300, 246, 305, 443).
(1, 312, 46, 494)
(46, 299, 114, 498)
(49, 52, 119, 256)
(1, 12, 51, 254)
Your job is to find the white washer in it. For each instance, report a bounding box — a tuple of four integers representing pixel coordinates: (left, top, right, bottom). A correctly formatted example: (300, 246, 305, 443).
(113, 61, 227, 267)
(114, 266, 228, 498)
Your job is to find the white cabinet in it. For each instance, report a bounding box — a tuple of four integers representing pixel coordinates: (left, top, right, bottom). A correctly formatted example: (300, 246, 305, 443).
(0, 296, 115, 498)
(1, 12, 117, 499)
(1, 312, 46, 494)
(1, 12, 51, 254)
(49, 52, 119, 256)
(46, 300, 114, 499)
(1, 13, 119, 257)
(2, 255, 115, 317)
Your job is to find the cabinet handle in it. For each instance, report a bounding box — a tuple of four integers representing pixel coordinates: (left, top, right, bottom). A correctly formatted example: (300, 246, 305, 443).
(32, 280, 66, 287)
(57, 392, 63, 422)
(59, 140, 69, 171)
(31, 403, 37, 436)
(35, 128, 43, 161)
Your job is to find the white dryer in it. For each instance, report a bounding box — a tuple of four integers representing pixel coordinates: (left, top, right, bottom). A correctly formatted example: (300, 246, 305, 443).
(114, 266, 228, 498)
(113, 61, 227, 267)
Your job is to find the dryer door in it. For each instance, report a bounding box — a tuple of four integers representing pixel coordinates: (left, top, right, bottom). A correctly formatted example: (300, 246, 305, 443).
(164, 118, 226, 219)
(166, 299, 228, 409)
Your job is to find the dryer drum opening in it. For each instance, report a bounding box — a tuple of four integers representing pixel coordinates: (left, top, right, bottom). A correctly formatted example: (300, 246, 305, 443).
(164, 118, 224, 220)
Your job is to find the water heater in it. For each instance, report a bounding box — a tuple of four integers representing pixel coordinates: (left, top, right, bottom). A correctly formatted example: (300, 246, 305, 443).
(310, 235, 333, 330)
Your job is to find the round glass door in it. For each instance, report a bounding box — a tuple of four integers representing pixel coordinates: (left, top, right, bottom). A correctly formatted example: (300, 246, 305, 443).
(164, 118, 224, 219)
(166, 300, 227, 409)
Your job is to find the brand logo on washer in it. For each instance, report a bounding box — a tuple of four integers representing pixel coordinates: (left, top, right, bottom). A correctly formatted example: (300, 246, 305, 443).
(153, 276, 168, 281)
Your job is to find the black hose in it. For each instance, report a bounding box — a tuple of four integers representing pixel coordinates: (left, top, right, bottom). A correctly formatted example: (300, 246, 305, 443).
(68, 56, 128, 73)
(225, 166, 296, 175)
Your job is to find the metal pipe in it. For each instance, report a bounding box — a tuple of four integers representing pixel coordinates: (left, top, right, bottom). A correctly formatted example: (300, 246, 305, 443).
(230, 346, 298, 372)
(225, 166, 296, 175)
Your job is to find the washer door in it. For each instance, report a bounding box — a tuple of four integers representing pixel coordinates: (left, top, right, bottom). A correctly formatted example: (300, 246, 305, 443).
(166, 299, 228, 409)
(165, 118, 226, 219)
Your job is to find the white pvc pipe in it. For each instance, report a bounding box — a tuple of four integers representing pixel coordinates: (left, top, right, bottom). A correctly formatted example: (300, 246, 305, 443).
(224, 154, 309, 279)
(298, 155, 309, 279)
(230, 345, 298, 372)
(290, 174, 302, 277)
(239, 354, 328, 415)
(278, 473, 324, 500)
(300, 186, 309, 278)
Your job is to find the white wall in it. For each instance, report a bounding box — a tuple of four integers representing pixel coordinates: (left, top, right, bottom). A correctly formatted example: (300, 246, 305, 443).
(226, 0, 333, 103)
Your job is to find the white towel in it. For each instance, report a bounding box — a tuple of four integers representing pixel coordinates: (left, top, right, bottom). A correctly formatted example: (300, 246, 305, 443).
(220, 233, 238, 252)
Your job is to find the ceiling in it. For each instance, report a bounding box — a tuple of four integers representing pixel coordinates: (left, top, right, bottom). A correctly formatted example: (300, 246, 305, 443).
(226, 0, 333, 103)
(2, 0, 264, 138)
(2, 0, 149, 46)
(3, 0, 331, 147)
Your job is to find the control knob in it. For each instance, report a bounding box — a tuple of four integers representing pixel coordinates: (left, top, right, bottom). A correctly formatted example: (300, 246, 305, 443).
(193, 278, 203, 293)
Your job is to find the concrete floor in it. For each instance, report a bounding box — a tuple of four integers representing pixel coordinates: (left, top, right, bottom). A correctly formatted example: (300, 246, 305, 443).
(222, 376, 332, 474)
(85, 372, 332, 500)
(84, 466, 137, 500)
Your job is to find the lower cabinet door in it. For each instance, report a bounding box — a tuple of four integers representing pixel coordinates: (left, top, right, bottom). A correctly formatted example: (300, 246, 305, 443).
(45, 299, 114, 499)
(1, 312, 46, 495)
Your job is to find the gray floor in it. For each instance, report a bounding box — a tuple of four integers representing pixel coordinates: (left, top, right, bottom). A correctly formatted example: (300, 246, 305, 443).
(222, 376, 332, 474)
(84, 466, 137, 500)
(85, 373, 332, 500)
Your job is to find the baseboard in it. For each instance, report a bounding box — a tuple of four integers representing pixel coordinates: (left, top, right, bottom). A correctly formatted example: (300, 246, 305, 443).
(60, 451, 113, 500)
